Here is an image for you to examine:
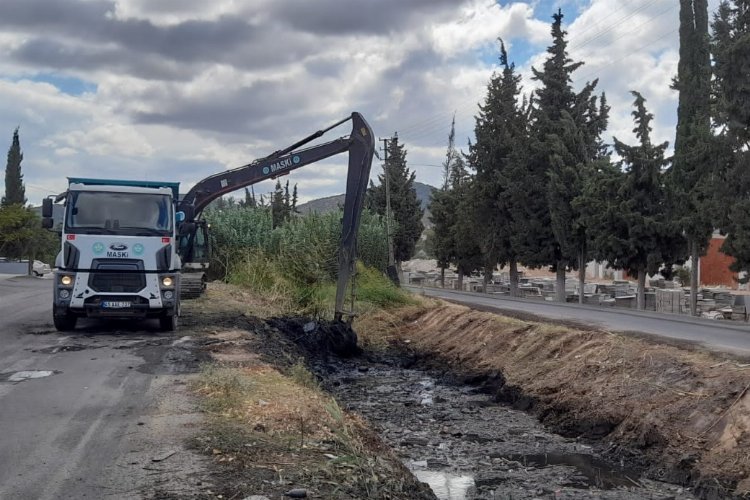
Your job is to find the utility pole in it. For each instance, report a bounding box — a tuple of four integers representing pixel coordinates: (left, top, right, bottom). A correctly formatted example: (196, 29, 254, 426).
(380, 136, 398, 285)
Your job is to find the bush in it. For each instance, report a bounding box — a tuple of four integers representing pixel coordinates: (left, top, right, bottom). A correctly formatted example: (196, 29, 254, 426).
(205, 206, 393, 317)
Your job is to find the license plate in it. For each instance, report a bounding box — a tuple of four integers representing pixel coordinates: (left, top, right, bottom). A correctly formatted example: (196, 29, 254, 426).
(102, 301, 131, 309)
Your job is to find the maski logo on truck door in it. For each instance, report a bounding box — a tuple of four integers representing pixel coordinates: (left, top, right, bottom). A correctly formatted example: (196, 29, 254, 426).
(108, 243, 129, 258)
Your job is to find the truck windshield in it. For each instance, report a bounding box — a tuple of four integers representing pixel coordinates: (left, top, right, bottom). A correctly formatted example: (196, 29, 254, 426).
(66, 191, 173, 236)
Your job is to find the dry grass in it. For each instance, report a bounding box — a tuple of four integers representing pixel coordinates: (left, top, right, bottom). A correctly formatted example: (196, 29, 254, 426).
(191, 281, 289, 320)
(191, 356, 429, 498)
(194, 362, 342, 444)
(353, 295, 439, 351)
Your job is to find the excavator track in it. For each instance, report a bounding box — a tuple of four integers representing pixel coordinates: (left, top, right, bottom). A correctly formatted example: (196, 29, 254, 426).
(180, 273, 206, 299)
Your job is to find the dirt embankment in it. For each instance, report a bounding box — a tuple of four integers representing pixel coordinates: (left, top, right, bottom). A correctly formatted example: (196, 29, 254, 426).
(363, 302, 750, 498)
(176, 284, 435, 500)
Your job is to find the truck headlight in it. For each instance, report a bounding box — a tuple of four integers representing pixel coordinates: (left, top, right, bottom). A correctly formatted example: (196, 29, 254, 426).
(163, 290, 174, 300)
(59, 289, 70, 299)
(161, 276, 174, 288)
(60, 275, 73, 286)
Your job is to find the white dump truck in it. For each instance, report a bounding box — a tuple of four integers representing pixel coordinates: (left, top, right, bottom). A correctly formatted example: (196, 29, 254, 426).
(42, 178, 183, 332)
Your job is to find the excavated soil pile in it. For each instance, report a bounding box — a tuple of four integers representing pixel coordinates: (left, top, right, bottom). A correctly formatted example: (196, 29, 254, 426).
(267, 316, 360, 358)
(384, 303, 750, 498)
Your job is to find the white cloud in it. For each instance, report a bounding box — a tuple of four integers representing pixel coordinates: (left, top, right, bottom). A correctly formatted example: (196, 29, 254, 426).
(0, 0, 724, 207)
(431, 1, 548, 58)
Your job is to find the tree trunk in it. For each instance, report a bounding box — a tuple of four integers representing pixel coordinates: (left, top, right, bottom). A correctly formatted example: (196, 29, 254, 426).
(556, 262, 566, 302)
(578, 252, 585, 305)
(396, 261, 404, 286)
(440, 267, 445, 288)
(637, 268, 646, 310)
(690, 238, 699, 316)
(509, 260, 519, 297)
(483, 269, 490, 293)
(27, 255, 33, 276)
(457, 269, 464, 291)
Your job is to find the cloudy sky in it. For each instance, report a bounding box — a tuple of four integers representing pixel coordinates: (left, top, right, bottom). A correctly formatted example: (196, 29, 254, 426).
(0, 0, 722, 206)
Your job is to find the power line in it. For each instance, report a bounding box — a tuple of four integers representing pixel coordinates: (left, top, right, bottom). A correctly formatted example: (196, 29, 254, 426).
(568, 0, 659, 51)
(573, 27, 678, 84)
(571, 2, 677, 53)
(568, 0, 634, 41)
(389, 2, 679, 148)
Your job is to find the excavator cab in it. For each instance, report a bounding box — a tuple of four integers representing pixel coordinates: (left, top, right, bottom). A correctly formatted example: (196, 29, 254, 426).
(178, 220, 210, 298)
(178, 219, 210, 263)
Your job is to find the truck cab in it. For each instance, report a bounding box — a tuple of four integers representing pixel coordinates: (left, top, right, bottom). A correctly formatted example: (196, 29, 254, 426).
(46, 178, 182, 332)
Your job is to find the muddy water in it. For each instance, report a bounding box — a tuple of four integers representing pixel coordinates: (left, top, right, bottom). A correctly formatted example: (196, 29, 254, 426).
(318, 359, 695, 500)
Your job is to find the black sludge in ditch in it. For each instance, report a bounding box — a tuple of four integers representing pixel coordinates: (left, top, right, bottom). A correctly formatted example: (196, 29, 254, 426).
(316, 358, 696, 500)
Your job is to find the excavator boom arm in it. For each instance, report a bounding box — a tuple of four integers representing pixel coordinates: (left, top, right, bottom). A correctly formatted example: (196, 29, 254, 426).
(179, 112, 374, 322)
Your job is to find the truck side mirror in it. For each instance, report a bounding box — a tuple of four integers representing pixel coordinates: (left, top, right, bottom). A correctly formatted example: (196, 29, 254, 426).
(42, 198, 53, 218)
(42, 217, 54, 229)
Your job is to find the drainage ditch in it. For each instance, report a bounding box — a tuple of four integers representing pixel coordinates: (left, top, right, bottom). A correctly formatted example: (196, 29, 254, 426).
(312, 357, 694, 499)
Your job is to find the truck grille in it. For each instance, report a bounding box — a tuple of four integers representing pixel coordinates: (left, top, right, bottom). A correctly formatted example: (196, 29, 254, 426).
(88, 260, 145, 293)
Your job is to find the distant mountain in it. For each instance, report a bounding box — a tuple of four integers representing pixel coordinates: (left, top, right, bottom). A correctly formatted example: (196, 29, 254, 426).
(297, 181, 437, 216)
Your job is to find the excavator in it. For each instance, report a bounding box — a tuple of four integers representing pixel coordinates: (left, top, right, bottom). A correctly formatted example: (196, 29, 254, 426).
(176, 112, 374, 325)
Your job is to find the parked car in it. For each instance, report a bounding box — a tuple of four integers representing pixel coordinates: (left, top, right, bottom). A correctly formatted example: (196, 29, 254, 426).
(33, 260, 52, 276)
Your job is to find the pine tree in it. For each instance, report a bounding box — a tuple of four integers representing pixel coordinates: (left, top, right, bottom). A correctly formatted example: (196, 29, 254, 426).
(669, 0, 713, 315)
(2, 128, 26, 207)
(530, 9, 609, 302)
(291, 184, 299, 214)
(469, 40, 528, 296)
(367, 135, 424, 265)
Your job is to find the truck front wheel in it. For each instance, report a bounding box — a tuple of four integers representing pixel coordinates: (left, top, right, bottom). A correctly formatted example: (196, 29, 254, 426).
(159, 313, 177, 332)
(53, 308, 78, 331)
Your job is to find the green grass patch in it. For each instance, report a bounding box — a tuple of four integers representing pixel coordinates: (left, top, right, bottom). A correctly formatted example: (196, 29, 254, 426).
(355, 264, 415, 309)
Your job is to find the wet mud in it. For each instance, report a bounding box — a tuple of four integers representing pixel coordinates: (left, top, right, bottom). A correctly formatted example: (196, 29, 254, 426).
(307, 356, 697, 499)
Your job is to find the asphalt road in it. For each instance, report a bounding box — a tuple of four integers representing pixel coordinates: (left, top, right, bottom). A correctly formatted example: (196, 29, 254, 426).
(407, 285, 750, 356)
(0, 276, 200, 499)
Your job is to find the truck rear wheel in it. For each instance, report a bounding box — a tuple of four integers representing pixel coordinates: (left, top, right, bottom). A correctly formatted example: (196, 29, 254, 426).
(53, 310, 77, 331)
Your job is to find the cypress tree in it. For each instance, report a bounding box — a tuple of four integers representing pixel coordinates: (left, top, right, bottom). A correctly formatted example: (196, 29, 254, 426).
(612, 92, 672, 309)
(284, 180, 291, 216)
(469, 40, 528, 296)
(2, 127, 26, 207)
(712, 1, 750, 277)
(530, 10, 608, 302)
(428, 117, 460, 287)
(271, 180, 285, 228)
(450, 153, 483, 290)
(367, 135, 424, 265)
(669, 0, 713, 315)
